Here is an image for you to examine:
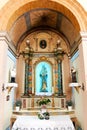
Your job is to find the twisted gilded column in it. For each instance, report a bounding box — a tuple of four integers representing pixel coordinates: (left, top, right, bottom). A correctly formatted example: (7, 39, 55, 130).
(54, 41, 65, 96)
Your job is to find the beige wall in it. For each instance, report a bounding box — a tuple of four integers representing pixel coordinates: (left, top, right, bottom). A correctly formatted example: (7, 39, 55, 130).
(0, 0, 9, 10)
(79, 36, 87, 130)
(3, 51, 16, 130)
(0, 40, 8, 130)
(0, 0, 87, 11)
(0, 32, 17, 130)
(0, 1, 87, 130)
(71, 51, 83, 128)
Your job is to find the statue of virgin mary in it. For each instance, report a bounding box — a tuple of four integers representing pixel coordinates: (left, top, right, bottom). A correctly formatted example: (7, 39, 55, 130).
(40, 65, 48, 92)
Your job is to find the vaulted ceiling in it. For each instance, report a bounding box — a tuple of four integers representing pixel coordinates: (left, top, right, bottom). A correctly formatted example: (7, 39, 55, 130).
(2, 0, 84, 56)
(9, 8, 80, 55)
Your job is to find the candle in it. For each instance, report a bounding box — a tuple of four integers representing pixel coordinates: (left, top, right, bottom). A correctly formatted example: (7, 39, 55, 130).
(32, 87, 34, 93)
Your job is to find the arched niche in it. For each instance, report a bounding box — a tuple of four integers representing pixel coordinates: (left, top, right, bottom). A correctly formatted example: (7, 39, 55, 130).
(33, 57, 53, 96)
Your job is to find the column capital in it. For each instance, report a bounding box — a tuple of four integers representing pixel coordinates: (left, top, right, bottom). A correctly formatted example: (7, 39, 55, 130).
(80, 31, 87, 41)
(0, 31, 16, 53)
(0, 31, 11, 43)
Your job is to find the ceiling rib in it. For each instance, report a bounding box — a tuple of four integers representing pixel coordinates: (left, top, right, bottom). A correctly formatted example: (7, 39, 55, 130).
(24, 12, 31, 30)
(56, 12, 63, 31)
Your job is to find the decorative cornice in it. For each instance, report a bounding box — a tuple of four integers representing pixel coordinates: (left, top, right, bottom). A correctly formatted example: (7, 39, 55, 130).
(33, 56, 53, 66)
(0, 31, 16, 54)
(0, 31, 11, 43)
(80, 31, 87, 41)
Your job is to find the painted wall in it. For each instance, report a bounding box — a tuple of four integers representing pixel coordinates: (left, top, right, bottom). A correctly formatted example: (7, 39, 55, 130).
(77, 0, 87, 11)
(0, 0, 9, 9)
(71, 51, 83, 129)
(0, 41, 8, 130)
(3, 50, 16, 130)
(0, 0, 87, 11)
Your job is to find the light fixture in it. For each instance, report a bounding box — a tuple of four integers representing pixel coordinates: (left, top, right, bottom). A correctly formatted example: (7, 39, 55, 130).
(69, 82, 85, 93)
(2, 83, 18, 93)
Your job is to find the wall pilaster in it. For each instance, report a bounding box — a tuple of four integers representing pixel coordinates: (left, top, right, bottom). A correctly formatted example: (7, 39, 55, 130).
(79, 32, 87, 90)
(0, 32, 10, 129)
(79, 31, 87, 130)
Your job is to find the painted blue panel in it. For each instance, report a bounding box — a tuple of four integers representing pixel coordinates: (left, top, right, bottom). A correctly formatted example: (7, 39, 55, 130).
(7, 50, 16, 62)
(35, 62, 52, 96)
(6, 126, 10, 130)
(71, 51, 79, 62)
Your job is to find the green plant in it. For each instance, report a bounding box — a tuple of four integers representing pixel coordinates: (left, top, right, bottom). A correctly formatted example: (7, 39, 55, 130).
(36, 97, 51, 106)
(38, 111, 50, 120)
(66, 100, 72, 106)
(43, 112, 50, 120)
(76, 125, 82, 130)
(38, 113, 44, 120)
(15, 99, 22, 107)
(43, 111, 50, 116)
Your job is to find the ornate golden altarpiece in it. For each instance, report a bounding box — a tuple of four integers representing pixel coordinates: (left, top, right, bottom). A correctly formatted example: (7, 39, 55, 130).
(17, 31, 70, 110)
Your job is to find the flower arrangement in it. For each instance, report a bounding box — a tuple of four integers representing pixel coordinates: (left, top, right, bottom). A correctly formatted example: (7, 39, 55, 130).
(38, 112, 44, 120)
(36, 97, 51, 106)
(38, 111, 50, 120)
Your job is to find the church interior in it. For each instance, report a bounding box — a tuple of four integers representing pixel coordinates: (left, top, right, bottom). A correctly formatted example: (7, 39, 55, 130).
(0, 0, 87, 130)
